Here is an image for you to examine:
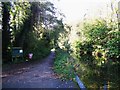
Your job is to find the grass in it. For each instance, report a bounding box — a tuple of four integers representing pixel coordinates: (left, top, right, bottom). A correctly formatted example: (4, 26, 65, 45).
(53, 49, 120, 89)
(53, 50, 75, 80)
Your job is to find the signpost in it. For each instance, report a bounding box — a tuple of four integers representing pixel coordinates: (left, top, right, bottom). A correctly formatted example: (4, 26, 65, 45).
(12, 47, 23, 61)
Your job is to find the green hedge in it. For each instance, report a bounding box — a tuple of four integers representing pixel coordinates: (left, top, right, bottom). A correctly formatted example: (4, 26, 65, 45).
(73, 19, 120, 88)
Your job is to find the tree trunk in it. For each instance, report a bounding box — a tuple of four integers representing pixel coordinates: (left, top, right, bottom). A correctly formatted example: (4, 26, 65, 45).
(2, 2, 11, 62)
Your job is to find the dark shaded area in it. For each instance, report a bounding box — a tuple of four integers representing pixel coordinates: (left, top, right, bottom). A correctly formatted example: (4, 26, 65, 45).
(2, 2, 11, 62)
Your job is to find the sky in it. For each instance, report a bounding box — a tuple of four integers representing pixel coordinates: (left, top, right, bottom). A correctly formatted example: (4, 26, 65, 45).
(49, 0, 120, 43)
(50, 0, 119, 24)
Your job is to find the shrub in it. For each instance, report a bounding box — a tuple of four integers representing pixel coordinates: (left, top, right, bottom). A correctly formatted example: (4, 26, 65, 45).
(73, 18, 120, 88)
(24, 32, 51, 61)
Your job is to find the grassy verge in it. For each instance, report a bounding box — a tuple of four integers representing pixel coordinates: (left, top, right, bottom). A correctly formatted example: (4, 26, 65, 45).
(53, 49, 120, 89)
(53, 49, 75, 81)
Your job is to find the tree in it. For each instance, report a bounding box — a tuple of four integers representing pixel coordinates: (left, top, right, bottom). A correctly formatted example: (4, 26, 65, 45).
(9, 2, 31, 47)
(2, 2, 11, 61)
(2, 1, 64, 62)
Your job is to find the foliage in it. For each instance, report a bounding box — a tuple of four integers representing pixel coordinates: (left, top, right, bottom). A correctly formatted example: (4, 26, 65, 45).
(2, 1, 61, 63)
(54, 49, 75, 80)
(53, 2, 120, 87)
(105, 30, 120, 61)
(51, 21, 72, 54)
(9, 2, 31, 46)
(24, 32, 51, 61)
(73, 18, 120, 88)
(52, 20, 74, 80)
(2, 0, 119, 89)
(83, 19, 109, 44)
(50, 19, 64, 49)
(76, 18, 120, 62)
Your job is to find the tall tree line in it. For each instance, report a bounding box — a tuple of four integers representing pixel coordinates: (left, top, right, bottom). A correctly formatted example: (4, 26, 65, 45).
(2, 2, 11, 61)
(1, 1, 63, 62)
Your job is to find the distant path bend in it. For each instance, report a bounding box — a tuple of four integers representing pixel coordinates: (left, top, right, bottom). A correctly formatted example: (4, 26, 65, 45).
(2, 51, 77, 88)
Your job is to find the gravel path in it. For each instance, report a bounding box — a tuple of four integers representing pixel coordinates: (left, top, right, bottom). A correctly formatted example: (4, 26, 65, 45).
(2, 52, 78, 89)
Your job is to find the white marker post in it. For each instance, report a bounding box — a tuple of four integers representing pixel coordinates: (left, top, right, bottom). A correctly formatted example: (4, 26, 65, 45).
(75, 75, 86, 90)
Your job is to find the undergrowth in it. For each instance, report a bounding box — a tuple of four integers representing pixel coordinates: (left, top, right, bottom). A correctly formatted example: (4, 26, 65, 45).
(54, 50, 75, 81)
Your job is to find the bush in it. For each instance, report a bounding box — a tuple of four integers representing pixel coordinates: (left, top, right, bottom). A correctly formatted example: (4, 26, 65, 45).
(24, 32, 51, 61)
(74, 41, 94, 65)
(73, 18, 120, 88)
(54, 18, 120, 88)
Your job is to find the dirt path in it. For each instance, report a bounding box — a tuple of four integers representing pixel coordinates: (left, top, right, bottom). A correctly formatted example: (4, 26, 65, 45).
(2, 52, 77, 88)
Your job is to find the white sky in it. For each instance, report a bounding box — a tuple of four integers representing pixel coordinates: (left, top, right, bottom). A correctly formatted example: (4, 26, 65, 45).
(49, 0, 120, 43)
(50, 0, 119, 24)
